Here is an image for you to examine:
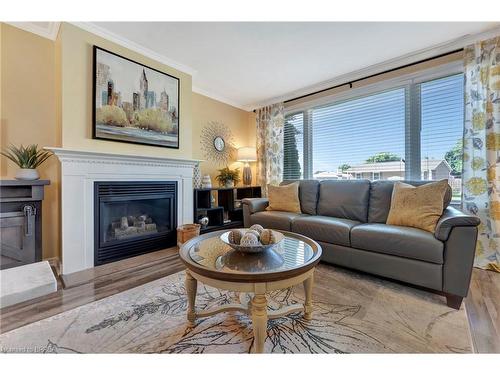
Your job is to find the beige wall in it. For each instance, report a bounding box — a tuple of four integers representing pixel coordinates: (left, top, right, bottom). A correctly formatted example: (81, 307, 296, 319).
(0, 23, 61, 259)
(58, 22, 257, 183)
(59, 23, 193, 159)
(192, 92, 255, 185)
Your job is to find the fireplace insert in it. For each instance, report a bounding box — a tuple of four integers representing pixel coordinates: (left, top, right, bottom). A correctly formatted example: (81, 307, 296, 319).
(94, 181, 177, 265)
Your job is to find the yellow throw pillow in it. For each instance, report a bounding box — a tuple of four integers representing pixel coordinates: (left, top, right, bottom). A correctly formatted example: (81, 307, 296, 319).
(386, 180, 449, 233)
(266, 182, 301, 213)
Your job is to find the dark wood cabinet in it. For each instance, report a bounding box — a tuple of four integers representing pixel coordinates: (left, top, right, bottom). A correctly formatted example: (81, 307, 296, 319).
(0, 180, 50, 269)
(194, 186, 261, 234)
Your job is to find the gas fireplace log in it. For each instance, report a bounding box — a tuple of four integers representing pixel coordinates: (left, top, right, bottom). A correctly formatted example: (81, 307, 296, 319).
(120, 217, 129, 230)
(145, 223, 157, 232)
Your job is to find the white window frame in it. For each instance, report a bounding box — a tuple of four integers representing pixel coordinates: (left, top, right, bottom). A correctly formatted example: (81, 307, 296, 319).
(284, 60, 463, 181)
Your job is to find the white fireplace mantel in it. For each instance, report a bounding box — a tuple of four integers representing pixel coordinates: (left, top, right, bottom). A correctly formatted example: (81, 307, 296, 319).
(47, 147, 200, 275)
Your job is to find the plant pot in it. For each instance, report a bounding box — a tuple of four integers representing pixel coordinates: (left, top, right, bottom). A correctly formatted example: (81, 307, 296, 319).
(225, 180, 234, 188)
(15, 168, 40, 180)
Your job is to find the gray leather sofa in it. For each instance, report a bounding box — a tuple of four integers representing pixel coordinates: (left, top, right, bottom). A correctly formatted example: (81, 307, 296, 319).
(243, 180, 480, 309)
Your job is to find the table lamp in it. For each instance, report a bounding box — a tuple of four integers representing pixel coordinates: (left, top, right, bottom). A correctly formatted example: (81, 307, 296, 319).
(237, 147, 257, 186)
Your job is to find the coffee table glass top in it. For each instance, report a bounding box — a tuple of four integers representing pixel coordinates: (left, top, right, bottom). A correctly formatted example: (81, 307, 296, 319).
(186, 230, 317, 274)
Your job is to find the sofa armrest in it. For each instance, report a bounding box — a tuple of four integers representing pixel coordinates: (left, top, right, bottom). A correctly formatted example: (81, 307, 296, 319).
(242, 198, 269, 228)
(442, 226, 478, 298)
(242, 198, 269, 214)
(435, 207, 480, 241)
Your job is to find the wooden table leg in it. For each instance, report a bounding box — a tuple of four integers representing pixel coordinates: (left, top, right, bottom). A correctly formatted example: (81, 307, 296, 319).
(185, 271, 197, 327)
(251, 294, 268, 353)
(303, 272, 314, 320)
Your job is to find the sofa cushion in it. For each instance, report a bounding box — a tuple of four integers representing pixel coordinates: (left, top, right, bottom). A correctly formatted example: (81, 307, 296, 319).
(281, 180, 320, 215)
(317, 180, 370, 222)
(350, 223, 444, 264)
(386, 180, 449, 233)
(368, 180, 453, 223)
(250, 211, 306, 231)
(292, 216, 360, 246)
(267, 182, 301, 213)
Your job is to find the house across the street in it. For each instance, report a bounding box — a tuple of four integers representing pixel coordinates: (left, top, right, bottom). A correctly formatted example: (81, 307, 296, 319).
(345, 159, 452, 181)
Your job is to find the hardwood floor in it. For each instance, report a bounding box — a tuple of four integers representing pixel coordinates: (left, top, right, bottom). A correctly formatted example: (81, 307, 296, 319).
(1, 248, 499, 353)
(465, 267, 500, 353)
(0, 247, 183, 334)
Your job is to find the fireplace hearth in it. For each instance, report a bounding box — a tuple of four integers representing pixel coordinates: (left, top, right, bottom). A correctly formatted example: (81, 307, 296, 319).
(94, 181, 177, 265)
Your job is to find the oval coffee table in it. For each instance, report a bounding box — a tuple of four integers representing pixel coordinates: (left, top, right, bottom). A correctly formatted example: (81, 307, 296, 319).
(179, 229, 322, 353)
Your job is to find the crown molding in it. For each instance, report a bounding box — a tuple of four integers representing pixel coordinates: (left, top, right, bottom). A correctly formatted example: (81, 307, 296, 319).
(248, 25, 500, 110)
(6, 22, 60, 40)
(192, 86, 250, 111)
(70, 22, 198, 76)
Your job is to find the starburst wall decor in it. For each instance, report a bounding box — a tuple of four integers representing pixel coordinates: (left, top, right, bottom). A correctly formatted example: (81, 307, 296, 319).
(200, 121, 235, 166)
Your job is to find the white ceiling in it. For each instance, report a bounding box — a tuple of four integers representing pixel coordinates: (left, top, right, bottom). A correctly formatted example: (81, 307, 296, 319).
(9, 22, 500, 110)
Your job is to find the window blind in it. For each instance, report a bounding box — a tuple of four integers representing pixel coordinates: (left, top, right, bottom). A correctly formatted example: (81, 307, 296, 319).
(419, 74, 464, 199)
(311, 88, 406, 180)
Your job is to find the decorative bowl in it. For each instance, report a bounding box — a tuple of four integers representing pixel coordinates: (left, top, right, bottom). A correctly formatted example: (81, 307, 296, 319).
(220, 229, 284, 253)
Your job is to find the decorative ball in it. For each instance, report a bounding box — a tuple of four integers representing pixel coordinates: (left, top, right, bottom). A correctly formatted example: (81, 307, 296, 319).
(240, 232, 260, 246)
(246, 229, 260, 237)
(260, 229, 276, 245)
(228, 229, 242, 245)
(246, 229, 260, 239)
(249, 224, 264, 234)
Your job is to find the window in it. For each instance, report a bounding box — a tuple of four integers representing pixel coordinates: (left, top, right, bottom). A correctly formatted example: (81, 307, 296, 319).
(283, 66, 464, 200)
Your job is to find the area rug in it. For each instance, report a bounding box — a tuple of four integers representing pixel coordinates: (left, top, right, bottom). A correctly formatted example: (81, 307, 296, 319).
(0, 264, 471, 353)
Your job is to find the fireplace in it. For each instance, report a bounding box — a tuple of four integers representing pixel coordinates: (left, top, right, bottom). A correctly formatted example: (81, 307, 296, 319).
(94, 181, 177, 265)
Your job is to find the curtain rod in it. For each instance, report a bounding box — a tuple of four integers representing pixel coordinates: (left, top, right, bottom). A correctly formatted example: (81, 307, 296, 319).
(252, 48, 464, 112)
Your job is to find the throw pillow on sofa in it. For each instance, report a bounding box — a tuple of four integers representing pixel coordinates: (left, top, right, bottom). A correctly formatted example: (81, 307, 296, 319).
(386, 179, 449, 233)
(266, 182, 301, 213)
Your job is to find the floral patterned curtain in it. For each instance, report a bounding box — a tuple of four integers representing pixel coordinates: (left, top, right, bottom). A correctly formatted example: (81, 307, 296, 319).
(463, 36, 500, 272)
(256, 103, 285, 196)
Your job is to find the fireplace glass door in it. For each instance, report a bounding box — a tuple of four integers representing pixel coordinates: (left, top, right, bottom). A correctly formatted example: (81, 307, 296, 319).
(100, 195, 171, 245)
(94, 182, 177, 265)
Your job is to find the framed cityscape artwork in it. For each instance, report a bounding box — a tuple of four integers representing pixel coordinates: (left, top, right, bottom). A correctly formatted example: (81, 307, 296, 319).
(92, 46, 180, 149)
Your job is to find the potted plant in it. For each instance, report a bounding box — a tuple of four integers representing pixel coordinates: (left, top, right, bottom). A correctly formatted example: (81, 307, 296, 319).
(216, 167, 240, 188)
(1, 144, 52, 180)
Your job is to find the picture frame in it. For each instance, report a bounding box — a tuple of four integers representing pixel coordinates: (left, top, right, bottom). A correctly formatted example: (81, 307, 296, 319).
(92, 46, 180, 149)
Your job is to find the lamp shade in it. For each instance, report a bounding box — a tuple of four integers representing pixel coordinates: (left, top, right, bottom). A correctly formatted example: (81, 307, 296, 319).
(237, 147, 257, 162)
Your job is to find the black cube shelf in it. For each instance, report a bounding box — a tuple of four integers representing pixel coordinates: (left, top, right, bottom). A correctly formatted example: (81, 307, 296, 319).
(194, 186, 261, 234)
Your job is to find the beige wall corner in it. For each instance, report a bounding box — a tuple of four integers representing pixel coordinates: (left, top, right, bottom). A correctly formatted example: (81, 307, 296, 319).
(0, 23, 61, 260)
(192, 92, 255, 185)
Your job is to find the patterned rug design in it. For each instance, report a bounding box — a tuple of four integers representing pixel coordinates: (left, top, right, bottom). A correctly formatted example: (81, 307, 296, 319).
(0, 265, 472, 353)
